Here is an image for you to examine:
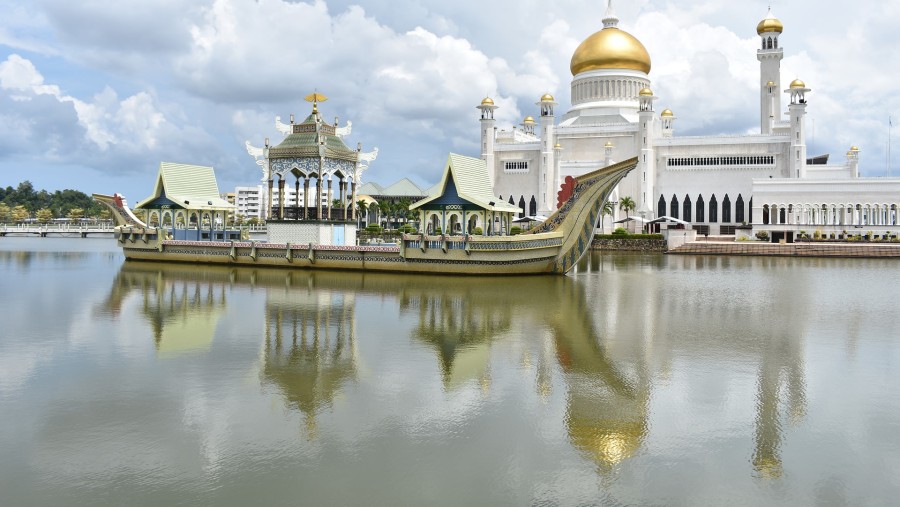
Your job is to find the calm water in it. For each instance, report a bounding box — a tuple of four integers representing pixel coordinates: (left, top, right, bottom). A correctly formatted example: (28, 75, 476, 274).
(1, 237, 899, 506)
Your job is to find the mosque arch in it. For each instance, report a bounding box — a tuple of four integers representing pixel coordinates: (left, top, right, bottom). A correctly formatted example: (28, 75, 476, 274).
(670, 194, 679, 219)
(657, 195, 666, 218)
(762, 205, 770, 225)
(529, 195, 537, 216)
(736, 194, 745, 223)
(683, 194, 692, 222)
(696, 194, 705, 222)
(722, 194, 732, 223)
(709, 194, 718, 223)
(518, 196, 526, 218)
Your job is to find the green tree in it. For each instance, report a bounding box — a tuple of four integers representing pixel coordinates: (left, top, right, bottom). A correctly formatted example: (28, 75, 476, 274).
(0, 203, 11, 223)
(36, 208, 53, 224)
(378, 201, 391, 228)
(355, 199, 369, 226)
(619, 196, 636, 218)
(600, 200, 615, 233)
(11, 205, 29, 223)
(67, 208, 84, 224)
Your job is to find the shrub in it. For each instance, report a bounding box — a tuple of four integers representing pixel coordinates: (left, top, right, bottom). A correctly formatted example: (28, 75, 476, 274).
(510, 226, 522, 235)
(365, 224, 383, 234)
(398, 224, 416, 234)
(472, 227, 483, 235)
(755, 231, 770, 241)
(612, 227, 628, 236)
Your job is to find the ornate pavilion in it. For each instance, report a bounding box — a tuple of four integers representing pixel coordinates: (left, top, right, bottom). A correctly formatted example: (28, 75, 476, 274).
(245, 93, 378, 245)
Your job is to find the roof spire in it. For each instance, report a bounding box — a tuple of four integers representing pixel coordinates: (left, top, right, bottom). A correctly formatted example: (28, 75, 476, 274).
(602, 0, 619, 28)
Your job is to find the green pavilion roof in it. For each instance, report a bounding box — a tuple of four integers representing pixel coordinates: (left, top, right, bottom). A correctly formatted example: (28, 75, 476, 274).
(268, 110, 358, 162)
(411, 153, 520, 213)
(135, 162, 233, 211)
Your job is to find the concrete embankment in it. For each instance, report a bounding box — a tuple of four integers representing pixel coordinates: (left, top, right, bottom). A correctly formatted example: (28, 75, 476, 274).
(668, 241, 900, 258)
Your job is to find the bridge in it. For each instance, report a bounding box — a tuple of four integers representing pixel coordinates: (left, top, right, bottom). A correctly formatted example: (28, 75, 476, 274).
(1, 224, 116, 238)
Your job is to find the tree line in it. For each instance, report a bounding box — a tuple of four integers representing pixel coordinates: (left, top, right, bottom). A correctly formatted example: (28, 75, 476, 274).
(0, 181, 108, 223)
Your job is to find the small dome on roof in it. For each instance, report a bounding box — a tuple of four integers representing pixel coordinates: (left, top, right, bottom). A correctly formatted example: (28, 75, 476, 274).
(639, 87, 653, 96)
(660, 108, 674, 118)
(789, 78, 806, 89)
(481, 97, 495, 106)
(523, 116, 535, 124)
(540, 93, 555, 102)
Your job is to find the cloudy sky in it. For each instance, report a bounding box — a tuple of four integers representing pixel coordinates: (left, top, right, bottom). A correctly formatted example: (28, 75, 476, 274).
(1, 0, 898, 200)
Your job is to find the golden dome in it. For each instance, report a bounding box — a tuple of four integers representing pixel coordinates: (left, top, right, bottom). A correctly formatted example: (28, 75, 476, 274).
(850, 146, 860, 152)
(604, 141, 614, 148)
(757, 9, 784, 35)
(570, 27, 651, 75)
(523, 116, 535, 124)
(540, 93, 555, 102)
(789, 78, 806, 89)
(766, 81, 776, 87)
(554, 143, 562, 149)
(639, 87, 653, 96)
(660, 108, 674, 118)
(480, 97, 495, 106)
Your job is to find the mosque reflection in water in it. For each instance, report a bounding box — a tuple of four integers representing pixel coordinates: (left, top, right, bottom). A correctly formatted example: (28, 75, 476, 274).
(108, 256, 807, 477)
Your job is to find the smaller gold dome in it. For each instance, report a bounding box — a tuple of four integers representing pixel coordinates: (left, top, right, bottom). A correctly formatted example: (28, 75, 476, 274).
(523, 116, 535, 124)
(850, 146, 860, 151)
(789, 78, 806, 89)
(639, 87, 653, 96)
(766, 81, 775, 87)
(481, 97, 495, 106)
(604, 141, 614, 148)
(554, 143, 562, 149)
(660, 109, 674, 118)
(540, 93, 555, 102)
(756, 9, 784, 35)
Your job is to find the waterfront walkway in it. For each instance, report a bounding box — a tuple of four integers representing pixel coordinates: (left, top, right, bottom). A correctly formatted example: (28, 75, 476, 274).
(669, 240, 900, 258)
(1, 224, 115, 237)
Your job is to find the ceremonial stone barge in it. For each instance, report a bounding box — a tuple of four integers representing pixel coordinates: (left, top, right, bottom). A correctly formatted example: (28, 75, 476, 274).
(95, 157, 636, 275)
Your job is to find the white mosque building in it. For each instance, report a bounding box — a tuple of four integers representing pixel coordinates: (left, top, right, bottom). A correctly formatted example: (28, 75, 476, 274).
(479, 3, 900, 239)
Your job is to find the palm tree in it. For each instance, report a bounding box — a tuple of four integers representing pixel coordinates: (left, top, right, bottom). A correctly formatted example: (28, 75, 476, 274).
(378, 201, 391, 229)
(619, 196, 636, 218)
(356, 199, 369, 227)
(619, 196, 636, 233)
(600, 200, 615, 233)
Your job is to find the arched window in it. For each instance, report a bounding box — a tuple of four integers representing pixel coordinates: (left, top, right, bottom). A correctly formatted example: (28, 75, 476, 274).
(709, 194, 718, 223)
(529, 195, 537, 216)
(658, 195, 666, 218)
(767, 37, 773, 49)
(736, 194, 745, 223)
(683, 194, 692, 222)
(774, 38, 778, 49)
(518, 196, 526, 218)
(749, 197, 754, 223)
(722, 194, 732, 223)
(508, 196, 515, 205)
(779, 207, 786, 224)
(763, 205, 770, 225)
(696, 195, 705, 222)
(670, 194, 679, 219)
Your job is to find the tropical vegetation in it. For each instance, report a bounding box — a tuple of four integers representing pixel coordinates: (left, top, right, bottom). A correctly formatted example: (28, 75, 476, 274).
(0, 181, 106, 222)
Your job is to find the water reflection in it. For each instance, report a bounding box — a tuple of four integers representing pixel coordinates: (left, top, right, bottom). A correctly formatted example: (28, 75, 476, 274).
(106, 257, 811, 478)
(106, 263, 228, 355)
(262, 280, 358, 438)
